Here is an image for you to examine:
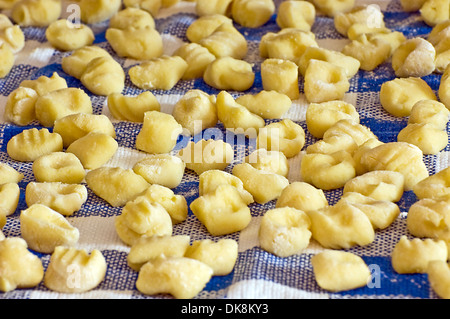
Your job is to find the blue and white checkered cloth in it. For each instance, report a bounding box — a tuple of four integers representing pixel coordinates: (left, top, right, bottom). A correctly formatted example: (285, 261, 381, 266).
(0, 0, 446, 299)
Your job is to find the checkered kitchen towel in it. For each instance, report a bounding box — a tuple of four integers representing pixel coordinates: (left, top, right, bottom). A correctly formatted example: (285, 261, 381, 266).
(0, 0, 446, 299)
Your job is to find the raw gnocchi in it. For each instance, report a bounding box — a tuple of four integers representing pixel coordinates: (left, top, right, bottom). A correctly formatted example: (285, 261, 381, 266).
(203, 57, 254, 92)
(44, 246, 107, 293)
(184, 238, 238, 276)
(45, 19, 95, 51)
(25, 182, 88, 216)
(85, 167, 150, 207)
(391, 236, 448, 274)
(129, 55, 188, 90)
(7, 128, 63, 162)
(133, 154, 186, 189)
(20, 204, 80, 254)
(260, 58, 299, 100)
(66, 131, 118, 170)
(32, 151, 85, 184)
(0, 237, 44, 292)
(177, 139, 234, 175)
(259, 207, 312, 257)
(108, 91, 161, 123)
(311, 250, 371, 292)
(135, 111, 183, 155)
(190, 184, 252, 236)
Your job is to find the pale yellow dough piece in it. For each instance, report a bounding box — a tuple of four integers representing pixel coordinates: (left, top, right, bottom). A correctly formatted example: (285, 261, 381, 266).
(343, 170, 405, 202)
(0, 183, 19, 216)
(108, 91, 161, 123)
(304, 59, 350, 103)
(276, 181, 329, 212)
(25, 182, 88, 217)
(137, 184, 188, 224)
(311, 250, 370, 292)
(236, 90, 292, 119)
(34, 87, 93, 127)
(301, 150, 356, 190)
(129, 55, 188, 91)
(190, 184, 252, 236)
(136, 111, 183, 155)
(115, 198, 172, 246)
(7, 128, 63, 162)
(4, 87, 38, 126)
(85, 166, 150, 207)
(391, 37, 436, 78)
(0, 237, 44, 292)
(353, 138, 385, 176)
(259, 207, 311, 257)
(231, 0, 275, 28)
(260, 58, 299, 100)
(339, 192, 400, 230)
(20, 72, 67, 97)
(177, 139, 234, 175)
(407, 196, 450, 238)
(409, 100, 450, 130)
(391, 236, 448, 274)
(136, 257, 213, 299)
(198, 169, 254, 205)
(311, 0, 356, 17)
(172, 89, 217, 136)
(307, 201, 375, 249)
(245, 148, 289, 177)
(53, 113, 116, 148)
(44, 246, 107, 293)
(11, 0, 61, 27)
(199, 22, 248, 60)
(173, 43, 216, 80)
(203, 57, 254, 92)
(79, 0, 122, 24)
(420, 0, 450, 27)
(0, 44, 14, 78)
(109, 7, 155, 30)
(334, 4, 385, 37)
(257, 119, 305, 158)
(0, 162, 23, 184)
(380, 77, 437, 117)
(413, 166, 450, 200)
(260, 28, 318, 62)
(298, 46, 360, 79)
(106, 26, 163, 60)
(0, 25, 25, 54)
(398, 123, 448, 155)
(232, 162, 289, 204)
(185, 238, 238, 276)
(428, 20, 450, 46)
(359, 142, 429, 191)
(306, 100, 359, 139)
(216, 90, 265, 134)
(80, 56, 125, 96)
(61, 46, 111, 80)
(342, 34, 391, 71)
(133, 154, 186, 189)
(276, 0, 316, 32)
(127, 235, 191, 271)
(45, 19, 95, 51)
(427, 260, 450, 299)
(186, 14, 233, 44)
(20, 204, 80, 254)
(439, 64, 450, 109)
(67, 131, 118, 170)
(32, 151, 85, 184)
